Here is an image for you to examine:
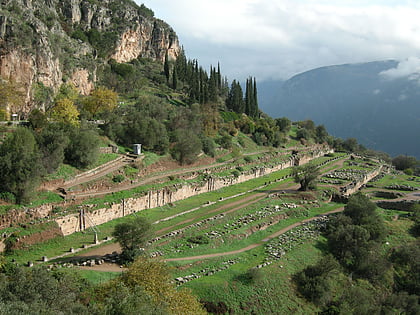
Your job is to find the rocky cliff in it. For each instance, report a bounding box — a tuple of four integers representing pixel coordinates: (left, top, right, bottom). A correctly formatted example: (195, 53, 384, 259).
(0, 0, 180, 113)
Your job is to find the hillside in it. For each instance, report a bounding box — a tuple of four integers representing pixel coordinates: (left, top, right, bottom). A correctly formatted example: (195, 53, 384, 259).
(0, 2, 419, 314)
(0, 0, 179, 115)
(259, 60, 420, 158)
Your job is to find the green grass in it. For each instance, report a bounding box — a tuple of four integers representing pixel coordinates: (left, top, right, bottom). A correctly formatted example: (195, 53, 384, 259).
(45, 164, 78, 181)
(91, 153, 120, 168)
(141, 151, 164, 167)
(3, 154, 342, 266)
(174, 240, 322, 314)
(77, 269, 121, 285)
(157, 202, 342, 259)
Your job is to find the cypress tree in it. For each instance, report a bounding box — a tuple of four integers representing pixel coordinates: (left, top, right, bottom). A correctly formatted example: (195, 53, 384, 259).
(163, 52, 170, 82)
(172, 66, 178, 90)
(217, 62, 222, 90)
(252, 77, 259, 117)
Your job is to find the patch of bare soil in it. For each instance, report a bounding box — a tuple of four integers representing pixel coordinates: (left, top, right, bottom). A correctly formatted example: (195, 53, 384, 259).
(14, 227, 63, 250)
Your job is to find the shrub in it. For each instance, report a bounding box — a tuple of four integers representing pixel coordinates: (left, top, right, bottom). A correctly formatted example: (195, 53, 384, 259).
(112, 174, 125, 183)
(187, 235, 209, 244)
(0, 192, 16, 203)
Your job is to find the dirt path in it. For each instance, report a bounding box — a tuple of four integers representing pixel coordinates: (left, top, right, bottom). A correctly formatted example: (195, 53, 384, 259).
(64, 144, 328, 200)
(164, 207, 344, 262)
(73, 182, 299, 261)
(66, 149, 273, 200)
(72, 157, 346, 263)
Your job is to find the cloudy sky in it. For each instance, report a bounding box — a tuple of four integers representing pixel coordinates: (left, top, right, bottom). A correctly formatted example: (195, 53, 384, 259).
(136, 0, 420, 82)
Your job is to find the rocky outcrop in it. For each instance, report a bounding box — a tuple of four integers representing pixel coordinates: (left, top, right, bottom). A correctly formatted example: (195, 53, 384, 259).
(0, 0, 180, 114)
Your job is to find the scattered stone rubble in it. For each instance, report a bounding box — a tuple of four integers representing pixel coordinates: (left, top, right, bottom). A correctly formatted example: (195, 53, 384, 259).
(45, 252, 121, 270)
(262, 216, 329, 265)
(174, 259, 239, 285)
(205, 204, 298, 240)
(150, 204, 300, 256)
(385, 184, 418, 191)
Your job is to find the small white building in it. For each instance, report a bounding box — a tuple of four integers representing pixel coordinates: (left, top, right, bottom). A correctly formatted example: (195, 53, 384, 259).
(133, 144, 142, 155)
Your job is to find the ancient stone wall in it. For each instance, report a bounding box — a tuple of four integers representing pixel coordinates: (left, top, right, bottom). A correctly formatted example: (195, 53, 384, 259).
(376, 200, 419, 211)
(56, 148, 332, 236)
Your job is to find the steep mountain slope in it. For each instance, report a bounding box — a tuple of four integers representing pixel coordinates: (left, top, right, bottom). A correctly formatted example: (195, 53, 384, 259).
(259, 61, 420, 158)
(0, 0, 179, 113)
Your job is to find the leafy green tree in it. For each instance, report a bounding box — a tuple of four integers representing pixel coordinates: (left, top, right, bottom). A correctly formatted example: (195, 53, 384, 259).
(99, 282, 167, 315)
(392, 155, 418, 171)
(291, 163, 320, 191)
(119, 257, 207, 314)
(296, 127, 311, 141)
(49, 98, 80, 126)
(0, 128, 44, 203)
(342, 137, 360, 152)
(315, 125, 329, 143)
(55, 83, 79, 102)
(325, 193, 388, 280)
(335, 280, 380, 314)
(0, 77, 25, 119)
(343, 192, 386, 241)
(294, 255, 340, 307)
(275, 117, 291, 133)
(36, 124, 70, 173)
(0, 267, 91, 313)
(381, 291, 420, 314)
(171, 129, 202, 164)
(83, 87, 118, 117)
(201, 136, 216, 157)
(112, 216, 152, 262)
(28, 109, 48, 129)
(390, 240, 420, 295)
(65, 128, 100, 169)
(32, 82, 54, 111)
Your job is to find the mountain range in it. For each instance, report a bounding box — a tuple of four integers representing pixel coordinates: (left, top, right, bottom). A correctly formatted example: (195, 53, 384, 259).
(259, 60, 420, 158)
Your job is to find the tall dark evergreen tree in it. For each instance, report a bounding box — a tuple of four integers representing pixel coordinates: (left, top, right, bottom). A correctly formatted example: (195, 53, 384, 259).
(252, 77, 259, 117)
(217, 62, 222, 90)
(163, 52, 170, 82)
(244, 78, 252, 116)
(172, 66, 178, 90)
(226, 80, 244, 113)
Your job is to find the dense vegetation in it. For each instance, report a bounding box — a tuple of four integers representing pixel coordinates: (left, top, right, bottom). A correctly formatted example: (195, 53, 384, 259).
(0, 258, 206, 314)
(0, 2, 419, 314)
(294, 193, 419, 314)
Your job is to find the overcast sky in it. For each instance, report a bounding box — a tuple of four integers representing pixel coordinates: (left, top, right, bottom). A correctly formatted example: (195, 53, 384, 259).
(136, 0, 420, 82)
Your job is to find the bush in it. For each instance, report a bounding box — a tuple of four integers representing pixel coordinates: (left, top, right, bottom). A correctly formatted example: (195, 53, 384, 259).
(187, 235, 209, 244)
(0, 192, 16, 203)
(244, 156, 253, 163)
(112, 174, 125, 183)
(202, 137, 216, 157)
(217, 134, 232, 149)
(231, 170, 240, 178)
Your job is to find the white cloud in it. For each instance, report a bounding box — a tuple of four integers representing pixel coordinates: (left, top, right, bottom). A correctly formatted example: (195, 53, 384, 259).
(138, 1, 420, 81)
(380, 57, 420, 82)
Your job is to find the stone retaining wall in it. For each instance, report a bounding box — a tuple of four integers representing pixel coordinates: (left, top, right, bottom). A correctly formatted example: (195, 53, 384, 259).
(376, 200, 419, 211)
(56, 148, 333, 236)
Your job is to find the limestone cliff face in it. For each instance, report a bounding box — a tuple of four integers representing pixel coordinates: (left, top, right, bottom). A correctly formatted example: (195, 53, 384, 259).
(0, 0, 180, 113)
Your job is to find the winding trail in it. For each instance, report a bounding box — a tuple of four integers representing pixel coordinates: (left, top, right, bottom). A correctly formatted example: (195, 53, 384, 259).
(164, 206, 344, 262)
(71, 157, 347, 263)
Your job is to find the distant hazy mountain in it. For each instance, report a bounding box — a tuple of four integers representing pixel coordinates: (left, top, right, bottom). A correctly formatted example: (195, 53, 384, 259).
(259, 60, 420, 158)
